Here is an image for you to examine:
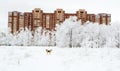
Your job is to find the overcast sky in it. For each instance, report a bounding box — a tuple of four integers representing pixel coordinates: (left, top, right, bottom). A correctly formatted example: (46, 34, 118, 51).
(0, 0, 120, 31)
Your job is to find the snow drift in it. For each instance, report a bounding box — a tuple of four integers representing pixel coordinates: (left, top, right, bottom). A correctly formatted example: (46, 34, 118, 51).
(0, 16, 120, 47)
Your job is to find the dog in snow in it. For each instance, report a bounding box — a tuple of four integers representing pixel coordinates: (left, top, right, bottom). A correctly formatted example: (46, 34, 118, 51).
(46, 49, 52, 54)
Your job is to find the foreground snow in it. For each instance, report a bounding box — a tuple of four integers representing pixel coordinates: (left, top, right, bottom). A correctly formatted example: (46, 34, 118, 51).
(0, 46, 120, 71)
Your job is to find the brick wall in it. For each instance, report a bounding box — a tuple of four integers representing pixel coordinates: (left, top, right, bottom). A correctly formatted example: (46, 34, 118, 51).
(8, 8, 111, 33)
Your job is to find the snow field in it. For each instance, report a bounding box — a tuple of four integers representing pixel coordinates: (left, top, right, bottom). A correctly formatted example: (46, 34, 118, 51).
(0, 46, 120, 71)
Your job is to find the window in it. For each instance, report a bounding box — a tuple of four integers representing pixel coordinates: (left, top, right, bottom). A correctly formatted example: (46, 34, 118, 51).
(19, 18, 23, 23)
(46, 15, 49, 28)
(102, 14, 106, 16)
(91, 16, 93, 19)
(14, 23, 16, 32)
(34, 20, 37, 25)
(34, 14, 39, 18)
(38, 20, 40, 22)
(8, 23, 11, 27)
(96, 15, 100, 18)
(58, 11, 61, 13)
(14, 20, 17, 24)
(20, 16, 23, 19)
(108, 18, 111, 22)
(19, 21, 23, 27)
(8, 12, 12, 16)
(36, 10, 39, 12)
(20, 13, 23, 16)
(14, 17, 17, 21)
(108, 14, 111, 16)
(14, 17, 17, 24)
(9, 17, 12, 22)
(80, 12, 83, 13)
(102, 17, 106, 23)
(13, 11, 17, 16)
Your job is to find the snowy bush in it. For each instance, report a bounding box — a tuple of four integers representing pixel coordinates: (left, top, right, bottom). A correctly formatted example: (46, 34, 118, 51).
(55, 16, 120, 48)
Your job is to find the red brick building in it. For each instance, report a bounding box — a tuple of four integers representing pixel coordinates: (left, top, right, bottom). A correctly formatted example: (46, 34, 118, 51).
(8, 8, 111, 33)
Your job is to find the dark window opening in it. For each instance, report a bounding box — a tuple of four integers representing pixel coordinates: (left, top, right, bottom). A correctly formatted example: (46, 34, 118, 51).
(81, 12, 83, 13)
(58, 11, 61, 13)
(36, 10, 39, 12)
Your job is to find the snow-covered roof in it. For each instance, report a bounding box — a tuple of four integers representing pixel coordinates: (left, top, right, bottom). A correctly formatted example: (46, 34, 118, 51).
(96, 15, 100, 18)
(20, 13, 24, 16)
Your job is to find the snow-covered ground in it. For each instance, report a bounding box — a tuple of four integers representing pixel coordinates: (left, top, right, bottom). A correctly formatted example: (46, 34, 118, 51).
(0, 46, 120, 71)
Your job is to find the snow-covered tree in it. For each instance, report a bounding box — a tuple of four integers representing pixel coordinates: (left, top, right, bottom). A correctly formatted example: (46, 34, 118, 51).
(0, 16, 120, 47)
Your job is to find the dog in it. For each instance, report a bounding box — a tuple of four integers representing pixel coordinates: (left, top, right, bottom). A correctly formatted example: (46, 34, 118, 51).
(46, 49, 52, 55)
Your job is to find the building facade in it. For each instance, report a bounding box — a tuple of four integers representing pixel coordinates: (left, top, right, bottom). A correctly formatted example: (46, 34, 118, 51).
(8, 8, 111, 33)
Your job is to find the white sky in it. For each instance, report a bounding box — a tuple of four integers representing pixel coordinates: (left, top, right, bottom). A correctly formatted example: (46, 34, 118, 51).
(0, 0, 120, 31)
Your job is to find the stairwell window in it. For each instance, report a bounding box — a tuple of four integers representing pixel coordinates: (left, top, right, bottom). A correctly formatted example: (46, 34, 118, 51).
(46, 15, 50, 28)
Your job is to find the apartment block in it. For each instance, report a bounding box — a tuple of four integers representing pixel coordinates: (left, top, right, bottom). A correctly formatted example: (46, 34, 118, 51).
(8, 8, 111, 33)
